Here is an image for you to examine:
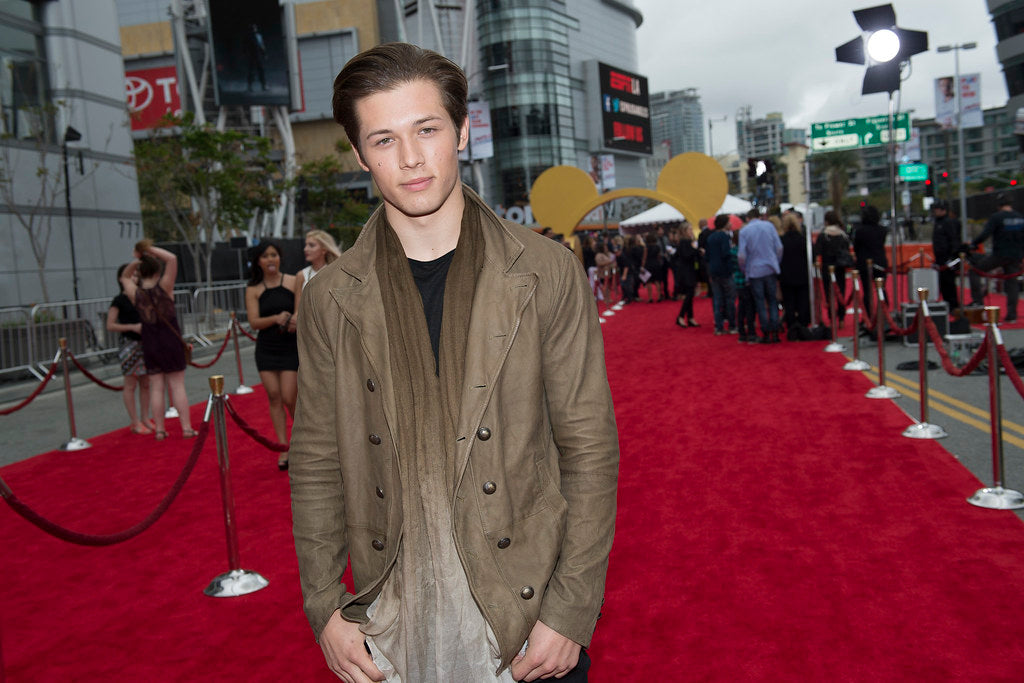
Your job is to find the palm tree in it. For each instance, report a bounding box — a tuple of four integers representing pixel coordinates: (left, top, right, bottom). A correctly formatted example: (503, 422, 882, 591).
(814, 150, 860, 221)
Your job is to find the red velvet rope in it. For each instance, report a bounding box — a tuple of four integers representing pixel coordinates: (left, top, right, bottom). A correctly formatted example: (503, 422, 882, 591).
(0, 421, 210, 546)
(67, 352, 124, 391)
(223, 397, 289, 452)
(234, 320, 258, 342)
(880, 299, 919, 337)
(922, 317, 990, 377)
(188, 328, 233, 369)
(0, 360, 59, 416)
(997, 345, 1024, 402)
(966, 262, 1024, 280)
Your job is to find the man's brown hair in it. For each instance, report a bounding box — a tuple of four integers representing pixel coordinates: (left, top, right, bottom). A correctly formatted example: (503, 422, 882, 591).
(332, 42, 468, 153)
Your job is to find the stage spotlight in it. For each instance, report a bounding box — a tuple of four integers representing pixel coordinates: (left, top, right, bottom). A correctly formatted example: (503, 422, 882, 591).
(835, 3, 928, 94)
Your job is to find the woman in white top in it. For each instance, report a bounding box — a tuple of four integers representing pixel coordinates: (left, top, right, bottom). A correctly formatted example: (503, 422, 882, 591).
(295, 229, 341, 291)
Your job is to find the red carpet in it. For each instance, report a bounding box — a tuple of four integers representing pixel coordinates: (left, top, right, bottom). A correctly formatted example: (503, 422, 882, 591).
(2, 296, 1024, 681)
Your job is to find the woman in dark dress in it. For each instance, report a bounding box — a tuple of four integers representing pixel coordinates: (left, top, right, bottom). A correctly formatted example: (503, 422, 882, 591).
(813, 210, 853, 328)
(672, 223, 700, 327)
(245, 240, 299, 469)
(779, 213, 811, 332)
(120, 241, 196, 441)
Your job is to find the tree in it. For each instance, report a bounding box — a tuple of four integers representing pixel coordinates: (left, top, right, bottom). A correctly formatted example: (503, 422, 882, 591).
(134, 113, 281, 290)
(0, 102, 97, 302)
(814, 150, 860, 221)
(296, 149, 373, 249)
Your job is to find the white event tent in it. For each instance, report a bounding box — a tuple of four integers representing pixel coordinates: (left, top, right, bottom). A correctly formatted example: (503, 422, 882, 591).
(619, 194, 753, 231)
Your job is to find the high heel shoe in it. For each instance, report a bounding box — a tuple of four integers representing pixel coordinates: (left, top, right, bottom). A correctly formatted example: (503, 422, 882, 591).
(675, 316, 686, 328)
(687, 319, 700, 327)
(278, 457, 289, 471)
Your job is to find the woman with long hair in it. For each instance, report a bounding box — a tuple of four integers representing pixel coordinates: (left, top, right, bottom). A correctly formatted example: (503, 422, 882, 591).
(107, 263, 153, 434)
(119, 240, 196, 440)
(814, 210, 852, 328)
(295, 229, 341, 291)
(245, 240, 300, 470)
(673, 223, 700, 327)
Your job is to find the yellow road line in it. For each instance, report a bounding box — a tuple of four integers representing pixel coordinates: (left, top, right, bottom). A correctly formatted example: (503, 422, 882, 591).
(858, 367, 1024, 448)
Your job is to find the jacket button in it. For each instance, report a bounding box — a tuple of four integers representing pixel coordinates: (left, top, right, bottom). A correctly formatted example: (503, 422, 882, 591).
(519, 585, 535, 600)
(482, 481, 497, 495)
(366, 379, 376, 392)
(476, 427, 491, 441)
(372, 539, 385, 551)
(497, 537, 511, 549)
(369, 433, 382, 445)
(376, 486, 384, 499)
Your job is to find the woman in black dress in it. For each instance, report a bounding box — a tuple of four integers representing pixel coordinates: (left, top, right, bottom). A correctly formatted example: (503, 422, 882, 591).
(245, 240, 299, 469)
(107, 263, 153, 434)
(120, 241, 196, 441)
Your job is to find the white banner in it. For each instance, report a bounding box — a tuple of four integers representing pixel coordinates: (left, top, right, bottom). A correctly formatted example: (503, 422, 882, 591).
(897, 127, 921, 162)
(935, 73, 983, 130)
(468, 100, 494, 160)
(588, 154, 616, 191)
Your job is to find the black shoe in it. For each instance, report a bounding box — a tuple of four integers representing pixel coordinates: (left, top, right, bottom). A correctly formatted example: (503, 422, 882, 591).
(738, 334, 749, 343)
(1005, 317, 1018, 323)
(687, 319, 700, 327)
(676, 317, 687, 328)
(757, 335, 771, 344)
(770, 331, 781, 344)
(278, 458, 289, 471)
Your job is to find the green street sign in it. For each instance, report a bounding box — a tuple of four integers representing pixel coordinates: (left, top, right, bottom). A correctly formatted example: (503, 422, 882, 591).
(810, 113, 910, 152)
(898, 163, 928, 182)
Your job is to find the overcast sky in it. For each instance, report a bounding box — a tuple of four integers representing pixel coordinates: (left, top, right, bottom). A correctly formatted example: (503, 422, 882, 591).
(633, 0, 1005, 156)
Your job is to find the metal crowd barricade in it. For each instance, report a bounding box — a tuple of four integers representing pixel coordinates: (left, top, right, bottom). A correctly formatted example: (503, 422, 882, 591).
(0, 307, 37, 380)
(191, 281, 247, 344)
(28, 297, 116, 371)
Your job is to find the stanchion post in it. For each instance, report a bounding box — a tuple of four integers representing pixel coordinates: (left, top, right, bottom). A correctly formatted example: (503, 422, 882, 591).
(825, 266, 846, 353)
(203, 374, 269, 597)
(902, 288, 947, 439)
(230, 313, 254, 395)
(866, 278, 899, 399)
(57, 338, 91, 451)
(844, 270, 869, 370)
(865, 258, 875, 319)
(968, 307, 1024, 508)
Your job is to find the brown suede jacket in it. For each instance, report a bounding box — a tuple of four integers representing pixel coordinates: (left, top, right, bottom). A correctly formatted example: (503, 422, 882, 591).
(289, 188, 619, 671)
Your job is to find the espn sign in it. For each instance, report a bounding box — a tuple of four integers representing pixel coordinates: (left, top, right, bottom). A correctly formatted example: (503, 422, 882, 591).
(125, 66, 181, 131)
(597, 62, 651, 155)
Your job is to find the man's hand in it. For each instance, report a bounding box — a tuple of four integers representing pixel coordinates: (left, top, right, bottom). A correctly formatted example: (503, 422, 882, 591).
(319, 610, 385, 683)
(509, 620, 581, 682)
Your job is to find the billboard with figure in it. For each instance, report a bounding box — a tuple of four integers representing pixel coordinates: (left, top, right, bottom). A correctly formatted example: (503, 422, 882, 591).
(208, 0, 291, 106)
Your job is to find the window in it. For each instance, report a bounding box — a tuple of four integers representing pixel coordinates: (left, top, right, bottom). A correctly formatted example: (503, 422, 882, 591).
(0, 2, 52, 141)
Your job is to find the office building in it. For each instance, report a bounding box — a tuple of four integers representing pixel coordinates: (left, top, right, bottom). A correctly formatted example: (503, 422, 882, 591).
(650, 88, 705, 158)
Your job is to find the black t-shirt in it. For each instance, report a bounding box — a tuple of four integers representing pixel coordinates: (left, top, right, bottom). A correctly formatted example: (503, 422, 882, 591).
(409, 249, 455, 374)
(111, 292, 142, 341)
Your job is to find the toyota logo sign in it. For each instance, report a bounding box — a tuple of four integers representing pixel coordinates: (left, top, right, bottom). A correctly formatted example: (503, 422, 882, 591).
(124, 66, 181, 130)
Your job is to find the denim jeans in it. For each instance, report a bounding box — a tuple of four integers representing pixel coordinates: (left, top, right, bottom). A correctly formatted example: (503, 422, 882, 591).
(749, 274, 780, 334)
(709, 275, 737, 331)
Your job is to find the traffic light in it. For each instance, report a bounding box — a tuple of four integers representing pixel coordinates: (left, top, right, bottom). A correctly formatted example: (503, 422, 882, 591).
(925, 170, 934, 197)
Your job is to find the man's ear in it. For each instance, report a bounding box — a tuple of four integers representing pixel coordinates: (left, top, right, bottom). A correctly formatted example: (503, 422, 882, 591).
(352, 142, 370, 172)
(457, 116, 469, 152)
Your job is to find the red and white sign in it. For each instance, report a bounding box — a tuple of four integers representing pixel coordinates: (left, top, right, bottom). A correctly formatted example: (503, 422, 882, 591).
(125, 66, 181, 130)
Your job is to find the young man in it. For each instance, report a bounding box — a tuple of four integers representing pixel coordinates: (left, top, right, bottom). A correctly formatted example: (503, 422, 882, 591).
(288, 43, 619, 683)
(737, 209, 784, 343)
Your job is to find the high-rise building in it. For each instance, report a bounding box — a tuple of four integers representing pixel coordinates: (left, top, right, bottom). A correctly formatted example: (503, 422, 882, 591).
(988, 0, 1024, 123)
(650, 89, 705, 158)
(736, 107, 785, 159)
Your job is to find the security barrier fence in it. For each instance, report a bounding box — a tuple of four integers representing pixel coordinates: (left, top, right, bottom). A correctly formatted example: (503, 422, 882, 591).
(0, 280, 249, 380)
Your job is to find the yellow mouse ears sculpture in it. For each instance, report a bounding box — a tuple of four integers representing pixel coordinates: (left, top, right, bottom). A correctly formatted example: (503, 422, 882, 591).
(530, 152, 729, 237)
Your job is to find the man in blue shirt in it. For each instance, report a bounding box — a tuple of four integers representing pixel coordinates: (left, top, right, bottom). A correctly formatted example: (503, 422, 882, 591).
(738, 209, 784, 343)
(969, 194, 1023, 322)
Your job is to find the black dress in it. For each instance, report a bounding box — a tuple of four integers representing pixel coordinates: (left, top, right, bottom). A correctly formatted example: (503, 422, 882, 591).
(255, 284, 299, 372)
(135, 286, 186, 374)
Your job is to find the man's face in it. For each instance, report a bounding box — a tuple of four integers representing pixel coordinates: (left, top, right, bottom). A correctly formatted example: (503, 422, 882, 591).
(352, 79, 468, 221)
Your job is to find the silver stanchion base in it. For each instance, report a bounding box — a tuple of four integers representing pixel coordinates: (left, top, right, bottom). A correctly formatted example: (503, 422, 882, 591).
(234, 384, 255, 395)
(824, 342, 846, 353)
(59, 437, 91, 451)
(843, 359, 871, 371)
(866, 385, 900, 399)
(967, 486, 1024, 510)
(902, 422, 948, 439)
(204, 569, 269, 597)
(165, 406, 179, 418)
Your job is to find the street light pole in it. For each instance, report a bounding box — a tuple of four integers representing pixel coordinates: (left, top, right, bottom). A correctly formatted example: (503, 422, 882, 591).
(937, 41, 976, 243)
(708, 115, 726, 157)
(62, 126, 83, 307)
